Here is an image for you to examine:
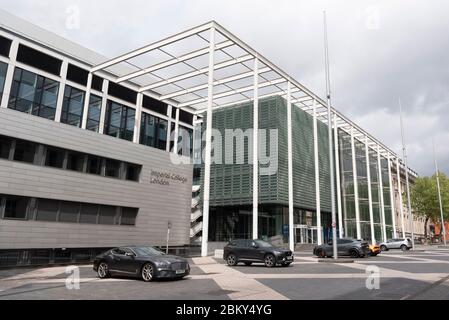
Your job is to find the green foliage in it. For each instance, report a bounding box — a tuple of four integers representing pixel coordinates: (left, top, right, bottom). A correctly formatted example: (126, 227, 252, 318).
(410, 172, 449, 222)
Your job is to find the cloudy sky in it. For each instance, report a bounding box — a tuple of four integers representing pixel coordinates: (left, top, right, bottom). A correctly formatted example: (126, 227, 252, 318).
(1, 0, 448, 176)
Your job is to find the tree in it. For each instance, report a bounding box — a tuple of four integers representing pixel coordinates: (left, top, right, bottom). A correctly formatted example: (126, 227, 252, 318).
(410, 172, 449, 242)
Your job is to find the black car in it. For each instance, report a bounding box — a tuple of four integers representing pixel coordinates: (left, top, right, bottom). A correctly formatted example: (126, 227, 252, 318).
(223, 239, 294, 267)
(313, 238, 370, 258)
(93, 246, 190, 282)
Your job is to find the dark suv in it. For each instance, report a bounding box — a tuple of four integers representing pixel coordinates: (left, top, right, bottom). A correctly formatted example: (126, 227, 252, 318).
(313, 238, 370, 258)
(223, 239, 294, 267)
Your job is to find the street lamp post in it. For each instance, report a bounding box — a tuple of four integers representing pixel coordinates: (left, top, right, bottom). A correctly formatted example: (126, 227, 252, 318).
(323, 11, 338, 259)
(399, 99, 415, 250)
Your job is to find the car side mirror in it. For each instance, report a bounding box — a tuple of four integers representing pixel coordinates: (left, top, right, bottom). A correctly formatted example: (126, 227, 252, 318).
(125, 252, 135, 257)
(252, 244, 259, 249)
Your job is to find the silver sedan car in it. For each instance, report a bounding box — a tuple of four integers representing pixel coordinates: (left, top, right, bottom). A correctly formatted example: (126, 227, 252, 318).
(379, 238, 412, 251)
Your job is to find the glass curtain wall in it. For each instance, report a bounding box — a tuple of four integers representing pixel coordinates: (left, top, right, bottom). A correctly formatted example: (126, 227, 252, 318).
(338, 129, 357, 238)
(381, 157, 394, 238)
(355, 139, 371, 241)
(369, 149, 382, 241)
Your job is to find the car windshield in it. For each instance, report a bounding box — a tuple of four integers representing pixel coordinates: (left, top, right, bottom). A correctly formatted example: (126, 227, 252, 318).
(133, 246, 165, 256)
(254, 240, 273, 248)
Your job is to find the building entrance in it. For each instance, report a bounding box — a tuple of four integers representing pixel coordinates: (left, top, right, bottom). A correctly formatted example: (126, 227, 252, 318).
(294, 225, 317, 244)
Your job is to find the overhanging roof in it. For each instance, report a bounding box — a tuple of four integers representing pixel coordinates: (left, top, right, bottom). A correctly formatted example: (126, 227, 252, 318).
(90, 20, 417, 176)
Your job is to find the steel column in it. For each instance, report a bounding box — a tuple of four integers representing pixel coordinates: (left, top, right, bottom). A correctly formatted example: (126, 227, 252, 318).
(365, 136, 375, 244)
(287, 81, 294, 251)
(333, 113, 343, 238)
(388, 153, 398, 238)
(81, 73, 92, 130)
(201, 27, 215, 257)
(377, 146, 387, 242)
(351, 127, 361, 239)
(252, 56, 259, 240)
(396, 158, 406, 238)
(313, 100, 322, 245)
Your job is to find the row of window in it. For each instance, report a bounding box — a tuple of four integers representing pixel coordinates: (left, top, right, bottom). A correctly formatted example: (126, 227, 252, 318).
(0, 135, 141, 181)
(0, 37, 193, 121)
(0, 194, 138, 226)
(4, 66, 194, 152)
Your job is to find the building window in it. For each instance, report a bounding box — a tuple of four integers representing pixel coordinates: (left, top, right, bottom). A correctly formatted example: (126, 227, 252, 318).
(67, 151, 85, 172)
(2, 133, 141, 181)
(45, 147, 65, 168)
(8, 67, 59, 120)
(79, 203, 98, 224)
(104, 101, 135, 141)
(4, 196, 29, 219)
(140, 112, 168, 150)
(0, 135, 12, 159)
(59, 201, 80, 223)
(120, 207, 138, 225)
(105, 159, 120, 178)
(36, 199, 59, 222)
(98, 205, 116, 225)
(179, 126, 193, 157)
(16, 44, 62, 76)
(86, 95, 102, 132)
(87, 155, 103, 175)
(125, 163, 140, 182)
(13, 140, 36, 163)
(1, 194, 138, 226)
(61, 86, 85, 127)
(0, 61, 7, 105)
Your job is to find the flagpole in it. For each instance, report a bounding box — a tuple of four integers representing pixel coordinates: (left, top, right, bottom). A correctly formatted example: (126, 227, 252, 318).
(433, 139, 447, 245)
(399, 99, 415, 250)
(323, 11, 338, 259)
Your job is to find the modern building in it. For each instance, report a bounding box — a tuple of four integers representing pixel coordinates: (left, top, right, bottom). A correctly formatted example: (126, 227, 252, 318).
(0, 10, 194, 266)
(0, 9, 422, 264)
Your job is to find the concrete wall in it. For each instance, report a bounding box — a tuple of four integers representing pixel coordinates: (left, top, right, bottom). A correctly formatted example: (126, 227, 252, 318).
(0, 107, 193, 249)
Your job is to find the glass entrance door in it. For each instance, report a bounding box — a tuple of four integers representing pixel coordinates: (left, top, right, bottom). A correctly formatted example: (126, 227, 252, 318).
(294, 225, 317, 244)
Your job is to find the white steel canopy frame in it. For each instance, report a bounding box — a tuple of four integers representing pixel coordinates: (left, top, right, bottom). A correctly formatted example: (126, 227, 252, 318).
(91, 21, 416, 255)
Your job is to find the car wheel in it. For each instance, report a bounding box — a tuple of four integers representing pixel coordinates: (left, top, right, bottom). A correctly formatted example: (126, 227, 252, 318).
(227, 254, 238, 266)
(380, 245, 387, 251)
(316, 249, 325, 258)
(244, 262, 252, 266)
(264, 254, 276, 268)
(97, 262, 110, 279)
(350, 250, 360, 258)
(141, 263, 155, 282)
(400, 244, 408, 251)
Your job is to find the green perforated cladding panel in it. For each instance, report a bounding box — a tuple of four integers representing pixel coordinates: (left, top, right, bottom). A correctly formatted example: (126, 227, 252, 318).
(200, 96, 332, 212)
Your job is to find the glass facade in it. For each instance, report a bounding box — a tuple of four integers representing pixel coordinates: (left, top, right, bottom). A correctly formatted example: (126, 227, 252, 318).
(8, 67, 59, 120)
(61, 85, 85, 127)
(338, 127, 394, 243)
(104, 100, 135, 141)
(86, 94, 102, 132)
(0, 62, 7, 105)
(339, 129, 357, 238)
(139, 111, 168, 150)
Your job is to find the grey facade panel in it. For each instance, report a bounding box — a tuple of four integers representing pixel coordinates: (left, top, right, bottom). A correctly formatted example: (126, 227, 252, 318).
(0, 108, 192, 249)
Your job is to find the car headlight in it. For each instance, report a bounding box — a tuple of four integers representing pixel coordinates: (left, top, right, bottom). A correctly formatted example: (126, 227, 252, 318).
(154, 261, 170, 268)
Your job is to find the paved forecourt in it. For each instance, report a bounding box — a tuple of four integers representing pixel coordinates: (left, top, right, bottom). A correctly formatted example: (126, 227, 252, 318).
(0, 247, 449, 300)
